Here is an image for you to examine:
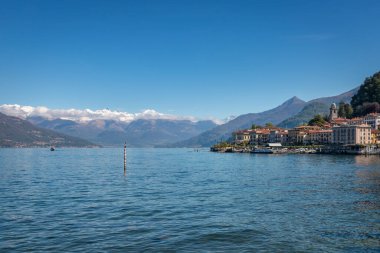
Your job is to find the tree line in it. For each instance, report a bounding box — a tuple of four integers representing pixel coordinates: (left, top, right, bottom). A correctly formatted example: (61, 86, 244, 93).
(351, 71, 380, 116)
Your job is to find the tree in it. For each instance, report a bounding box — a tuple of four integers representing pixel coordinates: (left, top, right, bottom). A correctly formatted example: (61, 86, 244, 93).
(351, 71, 380, 116)
(251, 124, 262, 129)
(366, 102, 380, 114)
(338, 101, 346, 118)
(265, 122, 274, 128)
(344, 103, 353, 118)
(338, 102, 353, 118)
(308, 114, 327, 127)
(323, 115, 330, 122)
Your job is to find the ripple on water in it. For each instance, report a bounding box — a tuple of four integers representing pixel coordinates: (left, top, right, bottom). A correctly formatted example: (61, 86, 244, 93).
(0, 148, 379, 252)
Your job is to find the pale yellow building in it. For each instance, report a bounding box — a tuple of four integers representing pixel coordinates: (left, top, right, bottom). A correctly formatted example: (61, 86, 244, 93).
(372, 130, 380, 144)
(288, 126, 320, 145)
(249, 129, 270, 145)
(332, 124, 372, 145)
(304, 130, 333, 145)
(233, 130, 251, 144)
(269, 129, 288, 144)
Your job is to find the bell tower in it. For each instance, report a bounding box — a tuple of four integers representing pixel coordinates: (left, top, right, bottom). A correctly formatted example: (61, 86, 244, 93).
(329, 103, 338, 121)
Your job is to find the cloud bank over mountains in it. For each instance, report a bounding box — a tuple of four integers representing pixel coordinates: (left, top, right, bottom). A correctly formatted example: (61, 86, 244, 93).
(0, 104, 227, 124)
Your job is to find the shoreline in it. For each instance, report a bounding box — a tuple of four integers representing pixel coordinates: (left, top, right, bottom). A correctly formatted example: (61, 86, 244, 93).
(211, 144, 380, 155)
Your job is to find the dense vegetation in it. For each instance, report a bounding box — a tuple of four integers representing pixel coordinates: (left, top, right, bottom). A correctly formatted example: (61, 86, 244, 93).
(351, 71, 380, 116)
(251, 122, 274, 129)
(277, 102, 329, 129)
(308, 114, 328, 127)
(337, 102, 353, 118)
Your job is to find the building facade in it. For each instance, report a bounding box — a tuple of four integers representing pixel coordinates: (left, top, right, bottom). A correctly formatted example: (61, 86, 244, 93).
(269, 130, 288, 144)
(288, 126, 320, 145)
(249, 129, 270, 145)
(332, 124, 372, 145)
(372, 130, 380, 144)
(233, 130, 251, 144)
(304, 130, 333, 145)
(363, 113, 380, 130)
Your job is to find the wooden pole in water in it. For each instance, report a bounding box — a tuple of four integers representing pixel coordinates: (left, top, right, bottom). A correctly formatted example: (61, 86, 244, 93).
(124, 141, 126, 175)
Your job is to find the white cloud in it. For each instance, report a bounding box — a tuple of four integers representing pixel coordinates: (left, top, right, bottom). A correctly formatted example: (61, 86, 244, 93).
(0, 104, 222, 124)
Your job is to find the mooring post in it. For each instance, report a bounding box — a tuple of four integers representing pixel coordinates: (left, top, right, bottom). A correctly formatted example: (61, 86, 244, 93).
(124, 141, 126, 175)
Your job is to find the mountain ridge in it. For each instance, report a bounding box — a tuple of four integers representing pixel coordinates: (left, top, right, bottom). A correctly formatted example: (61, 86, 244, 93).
(27, 117, 217, 147)
(0, 112, 98, 147)
(163, 96, 307, 147)
(0, 87, 359, 148)
(166, 87, 358, 147)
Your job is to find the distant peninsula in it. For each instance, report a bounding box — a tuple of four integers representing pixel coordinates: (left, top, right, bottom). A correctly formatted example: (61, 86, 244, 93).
(0, 112, 99, 148)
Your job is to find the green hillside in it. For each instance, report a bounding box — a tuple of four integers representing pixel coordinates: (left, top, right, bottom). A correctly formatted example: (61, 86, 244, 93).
(277, 102, 330, 129)
(0, 112, 99, 147)
(351, 71, 380, 116)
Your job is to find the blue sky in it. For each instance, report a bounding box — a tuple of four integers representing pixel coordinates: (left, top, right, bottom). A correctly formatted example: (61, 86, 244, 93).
(0, 0, 379, 119)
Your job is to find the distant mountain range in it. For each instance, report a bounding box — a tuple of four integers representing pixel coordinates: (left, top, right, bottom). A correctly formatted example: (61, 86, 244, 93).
(0, 87, 359, 148)
(163, 96, 307, 147)
(27, 117, 217, 147)
(0, 112, 97, 147)
(166, 87, 359, 147)
(277, 87, 358, 128)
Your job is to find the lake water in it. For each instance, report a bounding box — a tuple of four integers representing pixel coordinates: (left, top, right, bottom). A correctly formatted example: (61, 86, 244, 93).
(0, 148, 379, 252)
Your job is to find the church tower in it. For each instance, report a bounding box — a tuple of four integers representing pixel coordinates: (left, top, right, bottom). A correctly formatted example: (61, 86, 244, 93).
(329, 103, 338, 121)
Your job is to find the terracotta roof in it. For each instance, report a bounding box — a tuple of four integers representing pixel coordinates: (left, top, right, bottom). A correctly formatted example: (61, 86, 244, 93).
(307, 130, 333, 134)
(251, 129, 271, 134)
(295, 125, 321, 129)
(234, 130, 251, 134)
(332, 118, 349, 123)
(333, 124, 371, 128)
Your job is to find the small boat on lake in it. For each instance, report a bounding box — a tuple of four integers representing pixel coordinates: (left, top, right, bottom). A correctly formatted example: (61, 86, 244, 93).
(50, 147, 55, 151)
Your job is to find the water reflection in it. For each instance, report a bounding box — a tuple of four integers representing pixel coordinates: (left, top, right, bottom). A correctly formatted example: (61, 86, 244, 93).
(354, 156, 380, 211)
(1, 149, 380, 252)
(354, 155, 380, 166)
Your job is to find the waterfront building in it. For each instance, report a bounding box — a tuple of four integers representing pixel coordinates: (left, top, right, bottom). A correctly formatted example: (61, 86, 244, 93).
(332, 124, 372, 145)
(269, 129, 288, 144)
(233, 130, 252, 144)
(304, 129, 333, 145)
(372, 129, 380, 144)
(249, 129, 270, 145)
(288, 126, 320, 145)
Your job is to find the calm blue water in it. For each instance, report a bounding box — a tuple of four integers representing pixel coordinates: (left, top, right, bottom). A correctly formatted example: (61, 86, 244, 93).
(0, 148, 379, 252)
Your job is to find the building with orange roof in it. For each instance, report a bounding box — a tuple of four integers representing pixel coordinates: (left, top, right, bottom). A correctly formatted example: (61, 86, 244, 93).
(304, 129, 333, 145)
(269, 129, 288, 144)
(287, 125, 321, 145)
(362, 113, 380, 130)
(331, 117, 350, 126)
(371, 129, 380, 144)
(233, 130, 253, 144)
(249, 129, 271, 145)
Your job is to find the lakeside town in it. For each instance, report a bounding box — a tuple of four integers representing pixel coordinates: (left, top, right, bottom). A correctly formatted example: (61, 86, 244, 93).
(211, 103, 380, 155)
